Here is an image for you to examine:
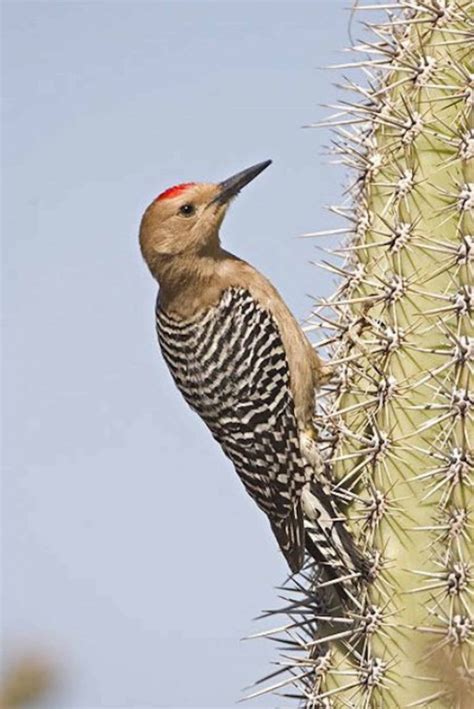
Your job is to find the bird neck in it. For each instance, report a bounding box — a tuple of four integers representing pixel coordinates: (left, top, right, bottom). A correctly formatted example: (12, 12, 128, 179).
(156, 243, 234, 317)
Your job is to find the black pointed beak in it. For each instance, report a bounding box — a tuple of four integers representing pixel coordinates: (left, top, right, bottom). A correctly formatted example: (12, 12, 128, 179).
(211, 159, 272, 205)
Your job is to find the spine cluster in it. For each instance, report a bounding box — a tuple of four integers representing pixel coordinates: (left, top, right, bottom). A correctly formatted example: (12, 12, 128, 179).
(251, 1, 472, 706)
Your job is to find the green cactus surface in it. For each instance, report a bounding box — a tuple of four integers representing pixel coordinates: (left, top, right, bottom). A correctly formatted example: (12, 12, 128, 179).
(251, 2, 472, 706)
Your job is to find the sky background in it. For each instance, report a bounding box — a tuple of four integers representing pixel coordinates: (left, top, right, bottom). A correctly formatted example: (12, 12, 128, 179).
(3, 1, 359, 706)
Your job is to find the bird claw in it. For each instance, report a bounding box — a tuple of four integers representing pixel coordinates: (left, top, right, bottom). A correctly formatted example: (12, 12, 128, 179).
(318, 362, 334, 385)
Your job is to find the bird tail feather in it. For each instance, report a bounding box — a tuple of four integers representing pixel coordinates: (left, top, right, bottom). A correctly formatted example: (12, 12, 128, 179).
(301, 482, 369, 602)
(270, 504, 305, 574)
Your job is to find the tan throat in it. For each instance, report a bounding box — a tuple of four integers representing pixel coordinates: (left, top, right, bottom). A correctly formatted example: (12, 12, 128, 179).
(156, 248, 235, 318)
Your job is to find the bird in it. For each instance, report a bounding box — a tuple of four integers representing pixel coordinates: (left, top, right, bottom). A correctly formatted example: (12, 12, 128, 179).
(139, 160, 367, 599)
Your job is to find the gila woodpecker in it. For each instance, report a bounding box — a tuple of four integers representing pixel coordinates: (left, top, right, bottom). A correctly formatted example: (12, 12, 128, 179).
(139, 160, 366, 599)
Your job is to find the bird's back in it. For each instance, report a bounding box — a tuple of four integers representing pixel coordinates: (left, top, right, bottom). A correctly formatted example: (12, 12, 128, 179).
(156, 286, 310, 570)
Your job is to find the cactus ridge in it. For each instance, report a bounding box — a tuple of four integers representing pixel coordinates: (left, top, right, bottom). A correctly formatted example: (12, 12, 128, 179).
(250, 1, 473, 706)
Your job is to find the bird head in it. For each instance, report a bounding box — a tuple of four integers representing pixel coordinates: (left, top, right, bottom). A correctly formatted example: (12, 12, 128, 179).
(139, 159, 272, 281)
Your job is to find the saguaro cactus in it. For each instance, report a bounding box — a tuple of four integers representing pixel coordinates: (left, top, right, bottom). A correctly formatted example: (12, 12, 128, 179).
(251, 1, 472, 706)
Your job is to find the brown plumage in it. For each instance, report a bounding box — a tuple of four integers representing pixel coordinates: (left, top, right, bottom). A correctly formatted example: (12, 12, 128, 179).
(139, 161, 366, 594)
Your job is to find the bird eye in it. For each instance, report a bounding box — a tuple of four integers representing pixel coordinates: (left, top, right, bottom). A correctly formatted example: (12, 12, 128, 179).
(178, 203, 195, 217)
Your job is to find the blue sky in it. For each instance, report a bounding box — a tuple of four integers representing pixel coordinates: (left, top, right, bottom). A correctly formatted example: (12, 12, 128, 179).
(3, 1, 355, 706)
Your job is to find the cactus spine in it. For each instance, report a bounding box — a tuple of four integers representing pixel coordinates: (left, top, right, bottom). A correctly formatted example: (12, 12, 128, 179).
(250, 1, 472, 706)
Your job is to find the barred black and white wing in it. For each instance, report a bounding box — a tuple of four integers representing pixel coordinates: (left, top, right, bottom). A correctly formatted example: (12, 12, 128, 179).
(156, 287, 308, 571)
(156, 287, 366, 587)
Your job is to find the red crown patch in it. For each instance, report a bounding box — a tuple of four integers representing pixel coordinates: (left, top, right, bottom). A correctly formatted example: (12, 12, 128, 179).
(156, 183, 196, 202)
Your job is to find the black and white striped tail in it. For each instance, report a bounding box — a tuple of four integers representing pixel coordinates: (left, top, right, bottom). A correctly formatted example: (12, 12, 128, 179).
(301, 481, 369, 604)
